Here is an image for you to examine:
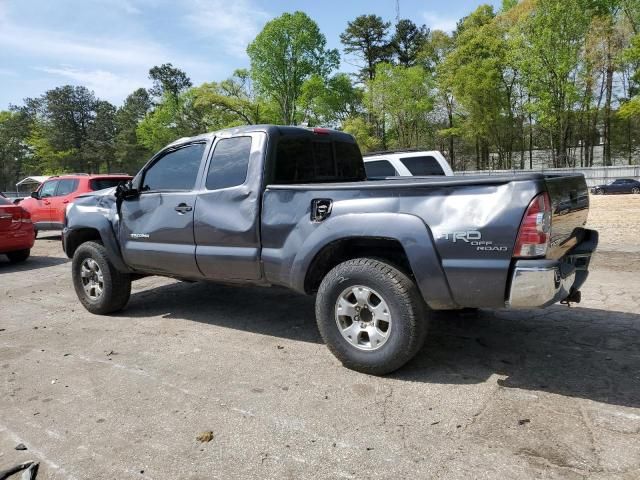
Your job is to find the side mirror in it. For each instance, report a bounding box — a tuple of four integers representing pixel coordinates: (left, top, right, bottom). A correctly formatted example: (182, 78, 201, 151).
(115, 180, 139, 200)
(30, 191, 40, 200)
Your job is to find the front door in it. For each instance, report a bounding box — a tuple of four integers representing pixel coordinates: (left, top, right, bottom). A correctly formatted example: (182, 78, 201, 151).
(34, 179, 59, 225)
(119, 141, 208, 278)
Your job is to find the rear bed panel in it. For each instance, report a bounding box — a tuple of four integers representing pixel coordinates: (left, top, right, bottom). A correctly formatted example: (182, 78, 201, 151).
(262, 177, 544, 309)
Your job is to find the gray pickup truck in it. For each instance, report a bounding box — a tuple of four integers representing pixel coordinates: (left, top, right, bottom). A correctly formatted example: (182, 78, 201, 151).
(63, 125, 597, 374)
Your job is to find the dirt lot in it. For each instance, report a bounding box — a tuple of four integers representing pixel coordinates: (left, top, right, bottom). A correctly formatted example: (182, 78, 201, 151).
(1, 195, 639, 479)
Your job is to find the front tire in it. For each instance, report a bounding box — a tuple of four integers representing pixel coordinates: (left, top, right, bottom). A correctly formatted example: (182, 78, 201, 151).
(595, 188, 604, 195)
(632, 187, 640, 194)
(315, 258, 429, 375)
(72, 241, 131, 314)
(6, 249, 30, 263)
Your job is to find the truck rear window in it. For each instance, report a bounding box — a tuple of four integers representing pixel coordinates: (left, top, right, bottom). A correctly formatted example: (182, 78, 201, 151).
(400, 156, 445, 176)
(273, 137, 365, 184)
(90, 178, 129, 191)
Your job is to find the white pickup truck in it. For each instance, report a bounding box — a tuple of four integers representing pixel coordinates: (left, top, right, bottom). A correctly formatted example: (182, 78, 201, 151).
(363, 149, 453, 178)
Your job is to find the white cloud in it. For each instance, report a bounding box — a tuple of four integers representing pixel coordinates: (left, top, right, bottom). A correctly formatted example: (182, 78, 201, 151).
(0, 25, 169, 68)
(422, 12, 458, 33)
(0, 0, 242, 106)
(87, 0, 143, 15)
(183, 0, 270, 57)
(35, 66, 149, 103)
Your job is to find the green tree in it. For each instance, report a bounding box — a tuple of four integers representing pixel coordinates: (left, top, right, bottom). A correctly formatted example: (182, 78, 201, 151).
(367, 63, 434, 148)
(0, 110, 32, 191)
(148, 63, 193, 100)
(515, 0, 591, 166)
(86, 100, 117, 172)
(299, 73, 362, 126)
(137, 92, 193, 152)
(619, 33, 640, 117)
(442, 5, 519, 168)
(191, 69, 273, 126)
(23, 85, 97, 172)
(391, 19, 429, 67)
(247, 11, 339, 125)
(422, 30, 458, 166)
(114, 88, 153, 173)
(342, 116, 381, 152)
(340, 15, 391, 82)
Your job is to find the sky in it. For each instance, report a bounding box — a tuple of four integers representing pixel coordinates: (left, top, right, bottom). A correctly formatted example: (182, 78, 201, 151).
(0, 0, 499, 110)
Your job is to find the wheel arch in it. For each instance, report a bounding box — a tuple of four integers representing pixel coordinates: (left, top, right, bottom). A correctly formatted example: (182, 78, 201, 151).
(64, 220, 131, 273)
(303, 237, 414, 294)
(290, 212, 458, 310)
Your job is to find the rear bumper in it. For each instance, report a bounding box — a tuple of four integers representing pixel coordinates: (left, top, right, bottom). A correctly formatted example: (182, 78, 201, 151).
(0, 227, 35, 254)
(506, 229, 598, 309)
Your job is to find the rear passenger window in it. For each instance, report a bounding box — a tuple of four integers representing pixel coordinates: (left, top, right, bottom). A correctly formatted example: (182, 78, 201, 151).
(143, 143, 205, 191)
(206, 137, 252, 190)
(55, 179, 78, 196)
(400, 156, 445, 176)
(365, 160, 397, 177)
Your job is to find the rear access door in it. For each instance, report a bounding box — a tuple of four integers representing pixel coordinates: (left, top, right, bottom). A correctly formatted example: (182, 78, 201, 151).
(194, 132, 266, 281)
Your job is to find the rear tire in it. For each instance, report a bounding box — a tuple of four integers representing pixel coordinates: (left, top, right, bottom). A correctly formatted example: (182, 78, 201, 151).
(72, 241, 131, 314)
(315, 258, 429, 375)
(6, 249, 30, 263)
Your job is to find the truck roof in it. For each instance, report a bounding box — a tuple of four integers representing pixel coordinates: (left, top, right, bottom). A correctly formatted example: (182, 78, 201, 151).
(166, 125, 355, 148)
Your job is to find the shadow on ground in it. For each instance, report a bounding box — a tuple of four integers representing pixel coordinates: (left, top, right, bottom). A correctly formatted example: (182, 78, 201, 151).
(123, 280, 640, 408)
(0, 255, 68, 273)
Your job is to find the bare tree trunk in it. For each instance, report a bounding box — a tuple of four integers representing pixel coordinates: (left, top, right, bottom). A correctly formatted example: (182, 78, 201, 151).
(603, 66, 613, 166)
(529, 112, 533, 169)
(447, 106, 455, 170)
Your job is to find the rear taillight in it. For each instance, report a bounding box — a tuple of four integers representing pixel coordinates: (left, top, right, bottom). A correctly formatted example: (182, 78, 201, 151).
(19, 208, 32, 223)
(513, 192, 551, 258)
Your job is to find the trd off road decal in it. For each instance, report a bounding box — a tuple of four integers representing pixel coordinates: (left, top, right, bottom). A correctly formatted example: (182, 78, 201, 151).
(438, 230, 508, 252)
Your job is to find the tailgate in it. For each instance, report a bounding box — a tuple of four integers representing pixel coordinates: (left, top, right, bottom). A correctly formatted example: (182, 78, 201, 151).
(544, 174, 589, 259)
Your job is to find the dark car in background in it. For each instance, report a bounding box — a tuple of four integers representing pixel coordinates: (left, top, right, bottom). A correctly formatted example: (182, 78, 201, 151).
(591, 178, 640, 195)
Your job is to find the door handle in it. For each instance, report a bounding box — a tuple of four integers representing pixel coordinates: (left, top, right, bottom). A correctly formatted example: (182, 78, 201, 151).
(63, 200, 70, 204)
(44, 201, 51, 205)
(174, 203, 193, 214)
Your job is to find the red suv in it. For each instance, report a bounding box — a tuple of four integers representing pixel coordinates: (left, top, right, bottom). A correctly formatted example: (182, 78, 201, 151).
(20, 174, 131, 235)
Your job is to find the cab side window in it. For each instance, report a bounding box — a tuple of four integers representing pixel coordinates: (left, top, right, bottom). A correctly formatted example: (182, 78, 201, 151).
(206, 137, 252, 190)
(143, 143, 206, 192)
(39, 180, 59, 198)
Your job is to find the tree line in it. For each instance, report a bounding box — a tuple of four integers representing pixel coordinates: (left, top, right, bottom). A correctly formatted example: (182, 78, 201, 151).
(1, 0, 640, 190)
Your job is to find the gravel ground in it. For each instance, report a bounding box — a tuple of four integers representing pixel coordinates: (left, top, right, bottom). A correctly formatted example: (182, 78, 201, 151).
(1, 195, 639, 479)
